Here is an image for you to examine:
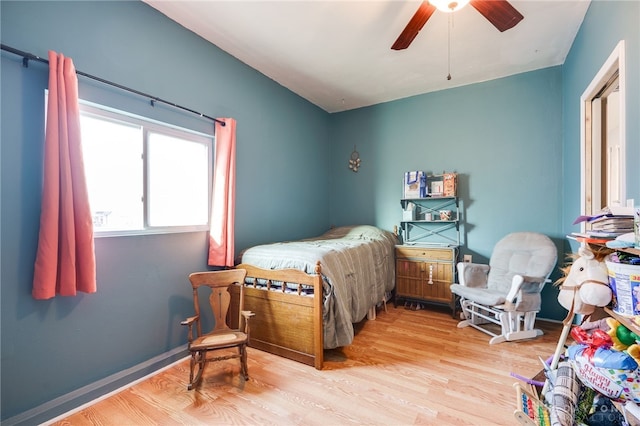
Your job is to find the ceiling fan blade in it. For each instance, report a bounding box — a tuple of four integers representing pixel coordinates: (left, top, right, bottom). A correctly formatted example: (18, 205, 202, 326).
(470, 0, 524, 32)
(391, 1, 437, 50)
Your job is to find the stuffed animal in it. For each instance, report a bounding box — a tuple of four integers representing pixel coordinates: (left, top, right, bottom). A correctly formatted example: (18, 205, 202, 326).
(556, 246, 612, 321)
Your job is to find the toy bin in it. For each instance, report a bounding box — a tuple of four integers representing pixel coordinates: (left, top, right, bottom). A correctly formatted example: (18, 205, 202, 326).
(607, 261, 640, 316)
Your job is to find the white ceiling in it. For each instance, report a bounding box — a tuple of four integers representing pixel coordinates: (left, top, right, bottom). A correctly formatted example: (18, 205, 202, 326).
(143, 0, 591, 113)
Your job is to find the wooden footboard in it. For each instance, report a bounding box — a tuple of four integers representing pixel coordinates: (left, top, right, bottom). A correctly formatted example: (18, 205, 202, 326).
(234, 262, 324, 370)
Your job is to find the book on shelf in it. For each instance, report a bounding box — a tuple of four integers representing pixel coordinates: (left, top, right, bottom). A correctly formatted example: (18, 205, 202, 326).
(592, 221, 633, 227)
(590, 218, 634, 232)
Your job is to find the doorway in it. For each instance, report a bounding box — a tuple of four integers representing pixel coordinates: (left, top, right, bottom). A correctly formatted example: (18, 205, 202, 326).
(580, 40, 626, 227)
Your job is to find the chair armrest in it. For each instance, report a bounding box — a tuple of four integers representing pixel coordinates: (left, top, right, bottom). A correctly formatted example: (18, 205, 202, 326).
(505, 275, 525, 304)
(241, 311, 255, 334)
(181, 315, 198, 326)
(505, 275, 545, 311)
(181, 315, 199, 343)
(456, 262, 490, 288)
(519, 275, 549, 295)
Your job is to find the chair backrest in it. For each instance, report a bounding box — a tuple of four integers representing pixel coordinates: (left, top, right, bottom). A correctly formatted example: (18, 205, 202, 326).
(487, 232, 557, 294)
(188, 269, 248, 336)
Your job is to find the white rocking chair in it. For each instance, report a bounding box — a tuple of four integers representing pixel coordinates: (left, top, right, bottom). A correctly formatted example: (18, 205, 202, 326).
(450, 232, 557, 344)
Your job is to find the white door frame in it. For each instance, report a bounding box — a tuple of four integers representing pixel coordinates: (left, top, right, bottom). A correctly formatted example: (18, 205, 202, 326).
(580, 40, 626, 229)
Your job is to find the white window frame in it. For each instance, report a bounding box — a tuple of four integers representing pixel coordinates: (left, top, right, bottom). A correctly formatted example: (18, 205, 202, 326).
(78, 99, 214, 237)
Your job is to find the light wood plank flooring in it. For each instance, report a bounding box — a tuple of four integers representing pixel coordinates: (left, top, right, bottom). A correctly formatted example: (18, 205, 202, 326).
(52, 305, 563, 425)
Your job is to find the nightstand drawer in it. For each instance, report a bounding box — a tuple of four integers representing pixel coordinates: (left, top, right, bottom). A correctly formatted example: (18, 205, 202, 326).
(395, 246, 454, 261)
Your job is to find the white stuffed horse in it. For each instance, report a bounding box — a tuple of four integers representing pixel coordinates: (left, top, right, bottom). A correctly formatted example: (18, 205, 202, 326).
(556, 245, 612, 321)
(543, 244, 613, 399)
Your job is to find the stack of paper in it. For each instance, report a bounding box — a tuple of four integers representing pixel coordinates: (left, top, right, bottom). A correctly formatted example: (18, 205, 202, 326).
(590, 215, 634, 234)
(572, 211, 634, 240)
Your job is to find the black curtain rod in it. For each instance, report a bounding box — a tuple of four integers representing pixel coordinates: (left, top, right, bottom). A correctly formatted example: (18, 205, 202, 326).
(1, 44, 225, 127)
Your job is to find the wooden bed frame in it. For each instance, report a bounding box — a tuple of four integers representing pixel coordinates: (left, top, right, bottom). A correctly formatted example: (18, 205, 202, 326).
(234, 262, 324, 370)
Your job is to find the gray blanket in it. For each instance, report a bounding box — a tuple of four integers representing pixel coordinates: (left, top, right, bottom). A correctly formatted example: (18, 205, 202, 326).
(239, 225, 397, 349)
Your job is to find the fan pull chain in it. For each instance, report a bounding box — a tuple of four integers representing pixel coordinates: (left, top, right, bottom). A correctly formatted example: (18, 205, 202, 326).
(447, 13, 452, 81)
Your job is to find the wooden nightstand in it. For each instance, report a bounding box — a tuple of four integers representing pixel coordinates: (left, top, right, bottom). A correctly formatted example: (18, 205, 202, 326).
(394, 245, 457, 313)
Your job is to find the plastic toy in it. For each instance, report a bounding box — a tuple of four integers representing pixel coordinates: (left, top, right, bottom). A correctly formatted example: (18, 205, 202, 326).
(606, 317, 640, 350)
(514, 383, 551, 426)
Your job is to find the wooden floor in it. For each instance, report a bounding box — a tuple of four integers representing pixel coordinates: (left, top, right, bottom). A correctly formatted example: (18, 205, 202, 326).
(52, 305, 563, 425)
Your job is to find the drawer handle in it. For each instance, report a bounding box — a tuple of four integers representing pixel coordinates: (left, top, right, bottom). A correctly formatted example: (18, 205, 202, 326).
(428, 264, 433, 284)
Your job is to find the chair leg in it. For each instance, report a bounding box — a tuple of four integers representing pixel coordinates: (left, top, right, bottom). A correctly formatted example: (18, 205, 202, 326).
(523, 311, 537, 331)
(187, 350, 206, 390)
(495, 311, 543, 344)
(239, 344, 249, 380)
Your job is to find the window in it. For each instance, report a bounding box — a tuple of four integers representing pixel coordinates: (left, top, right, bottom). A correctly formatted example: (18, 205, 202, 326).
(78, 101, 213, 236)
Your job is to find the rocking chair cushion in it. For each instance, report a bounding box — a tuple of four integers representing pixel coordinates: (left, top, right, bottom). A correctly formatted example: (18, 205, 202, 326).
(450, 284, 506, 306)
(487, 232, 557, 295)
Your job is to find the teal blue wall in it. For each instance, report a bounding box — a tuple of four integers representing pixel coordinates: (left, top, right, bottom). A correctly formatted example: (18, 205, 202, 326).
(1, 1, 329, 421)
(1, 0, 638, 422)
(329, 66, 565, 320)
(329, 67, 564, 249)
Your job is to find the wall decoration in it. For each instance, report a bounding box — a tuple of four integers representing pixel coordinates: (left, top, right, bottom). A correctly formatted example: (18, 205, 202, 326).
(348, 146, 361, 172)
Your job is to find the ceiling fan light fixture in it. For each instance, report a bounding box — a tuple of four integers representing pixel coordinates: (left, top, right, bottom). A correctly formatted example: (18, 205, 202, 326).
(429, 0, 470, 13)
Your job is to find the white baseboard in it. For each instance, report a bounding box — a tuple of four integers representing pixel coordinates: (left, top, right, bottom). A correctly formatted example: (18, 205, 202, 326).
(4, 345, 188, 426)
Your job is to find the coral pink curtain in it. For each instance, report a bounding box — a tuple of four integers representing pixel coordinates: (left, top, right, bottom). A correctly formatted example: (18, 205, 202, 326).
(32, 51, 96, 299)
(208, 118, 237, 267)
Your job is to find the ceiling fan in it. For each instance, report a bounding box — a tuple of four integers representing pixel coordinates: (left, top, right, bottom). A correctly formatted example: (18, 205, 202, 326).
(392, 0, 524, 50)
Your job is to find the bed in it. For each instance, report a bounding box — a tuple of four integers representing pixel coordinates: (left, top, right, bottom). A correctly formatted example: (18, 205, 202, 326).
(235, 225, 397, 369)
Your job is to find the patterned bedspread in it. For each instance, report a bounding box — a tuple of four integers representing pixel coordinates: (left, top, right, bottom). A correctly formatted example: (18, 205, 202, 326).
(239, 225, 397, 349)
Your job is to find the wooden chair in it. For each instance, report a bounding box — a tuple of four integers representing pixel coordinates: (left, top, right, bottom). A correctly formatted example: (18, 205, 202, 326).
(182, 269, 254, 390)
